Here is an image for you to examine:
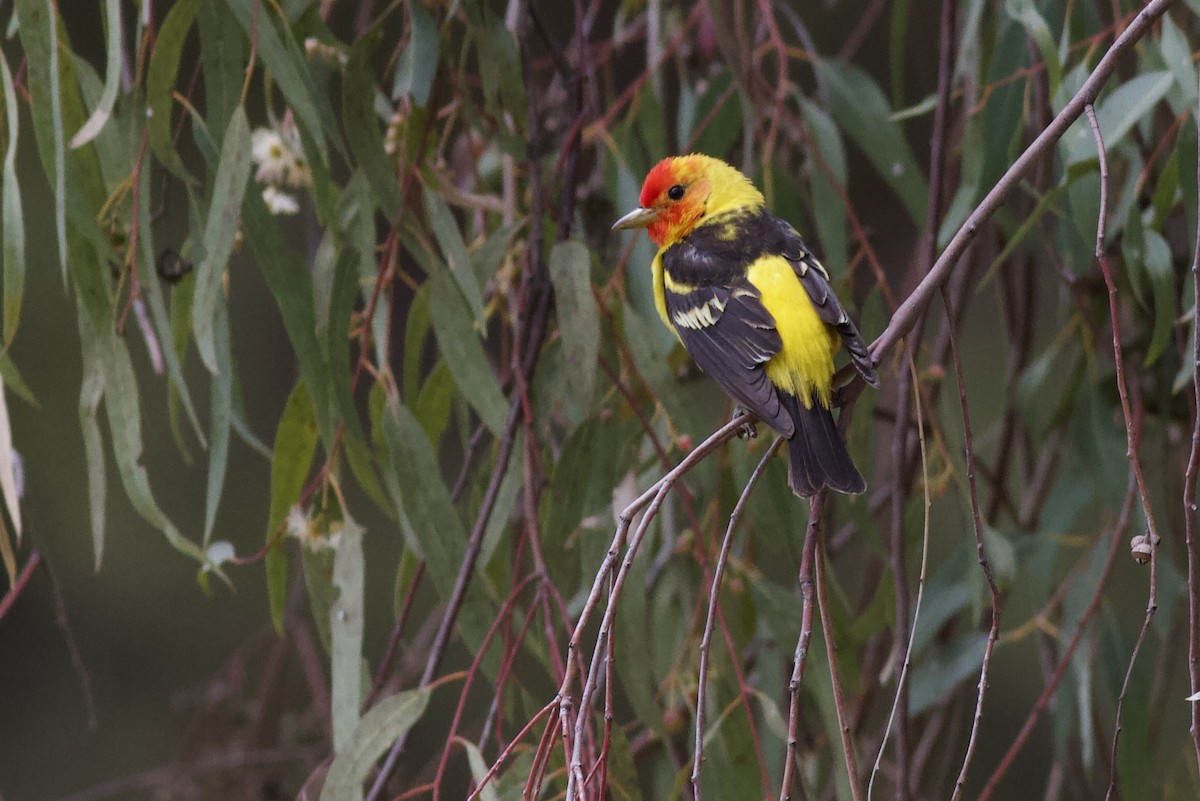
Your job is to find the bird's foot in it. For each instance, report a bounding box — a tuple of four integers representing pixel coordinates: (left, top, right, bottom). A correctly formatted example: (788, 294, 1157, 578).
(731, 407, 758, 440)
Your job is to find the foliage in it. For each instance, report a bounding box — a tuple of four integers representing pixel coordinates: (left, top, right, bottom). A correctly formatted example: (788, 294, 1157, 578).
(2, 1, 1200, 800)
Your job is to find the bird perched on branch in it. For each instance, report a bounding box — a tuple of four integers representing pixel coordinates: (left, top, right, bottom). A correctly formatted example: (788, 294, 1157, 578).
(613, 154, 878, 496)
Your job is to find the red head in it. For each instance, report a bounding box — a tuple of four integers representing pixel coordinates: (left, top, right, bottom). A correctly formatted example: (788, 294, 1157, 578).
(613, 155, 764, 247)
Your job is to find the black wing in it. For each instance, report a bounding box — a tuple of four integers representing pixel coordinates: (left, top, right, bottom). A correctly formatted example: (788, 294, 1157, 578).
(774, 220, 879, 387)
(662, 280, 795, 437)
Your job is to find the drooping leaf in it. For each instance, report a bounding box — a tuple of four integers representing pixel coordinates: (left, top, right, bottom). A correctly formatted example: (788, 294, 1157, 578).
(424, 188, 485, 321)
(548, 241, 599, 415)
(68, 0, 121, 148)
(266, 379, 319, 631)
(427, 269, 507, 435)
(193, 107, 252, 373)
(146, 0, 203, 181)
(817, 61, 929, 225)
(15, 0, 67, 281)
(343, 28, 402, 217)
(331, 519, 365, 752)
(799, 98, 848, 275)
(393, 1, 439, 108)
(1005, 0, 1060, 92)
(0, 51, 25, 348)
(320, 687, 431, 801)
(0, 370, 21, 543)
(203, 296, 233, 545)
(1063, 73, 1174, 167)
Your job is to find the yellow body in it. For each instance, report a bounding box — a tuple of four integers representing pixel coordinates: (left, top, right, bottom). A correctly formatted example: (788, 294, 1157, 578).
(614, 153, 873, 496)
(652, 251, 837, 410)
(746, 257, 838, 409)
(646, 154, 839, 411)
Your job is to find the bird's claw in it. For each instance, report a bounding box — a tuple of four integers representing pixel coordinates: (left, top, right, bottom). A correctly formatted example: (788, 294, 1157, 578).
(732, 407, 758, 440)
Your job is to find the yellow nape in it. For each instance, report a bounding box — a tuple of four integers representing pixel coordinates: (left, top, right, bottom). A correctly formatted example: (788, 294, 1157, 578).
(677, 154, 765, 221)
(746, 255, 839, 409)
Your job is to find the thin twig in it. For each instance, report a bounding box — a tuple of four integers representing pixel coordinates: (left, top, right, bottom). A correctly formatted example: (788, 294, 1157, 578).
(816, 531, 864, 801)
(943, 285, 1001, 801)
(564, 416, 753, 799)
(869, 348, 932, 801)
(977, 478, 1136, 801)
(692, 437, 783, 800)
(859, 0, 1181, 376)
(1085, 102, 1161, 801)
(1184, 70, 1200, 778)
(0, 548, 41, 621)
(779, 490, 823, 801)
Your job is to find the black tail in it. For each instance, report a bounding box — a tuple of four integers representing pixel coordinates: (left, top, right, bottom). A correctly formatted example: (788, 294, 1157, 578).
(781, 394, 865, 497)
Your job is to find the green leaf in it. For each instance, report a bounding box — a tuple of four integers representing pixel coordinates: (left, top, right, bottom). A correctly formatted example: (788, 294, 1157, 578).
(461, 739, 501, 801)
(16, 0, 67, 281)
(1139, 228, 1175, 367)
(403, 284, 432, 408)
(380, 398, 467, 597)
(204, 297, 233, 545)
(1064, 73, 1173, 167)
(1005, 0, 1060, 92)
(799, 98, 848, 275)
(817, 61, 929, 225)
(320, 687, 431, 801)
(68, 0, 121, 148)
(909, 632, 988, 715)
(548, 241, 599, 413)
(78, 327, 106, 569)
(193, 107, 252, 373)
(197, 0, 245, 134)
(331, 519, 365, 752)
(393, 1, 439, 107)
(267, 379, 319, 631)
(424, 188, 485, 321)
(1159, 13, 1197, 106)
(379, 398, 499, 657)
(146, 0, 203, 181)
(241, 189, 336, 449)
(83, 305, 217, 574)
(0, 51, 25, 348)
(428, 269, 507, 435)
(223, 0, 337, 159)
(343, 30, 402, 217)
(414, 360, 456, 445)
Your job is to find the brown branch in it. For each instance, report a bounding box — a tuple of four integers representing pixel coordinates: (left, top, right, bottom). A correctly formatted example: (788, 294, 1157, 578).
(780, 490, 823, 801)
(0, 548, 41, 621)
(1185, 69, 1200, 778)
(1085, 101, 1161, 801)
(816, 531, 864, 801)
(977, 477, 1136, 801)
(692, 437, 783, 800)
(943, 286, 1001, 801)
(859, 0, 1182, 377)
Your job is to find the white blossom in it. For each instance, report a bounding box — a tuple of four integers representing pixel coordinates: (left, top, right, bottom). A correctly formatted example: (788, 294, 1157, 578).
(262, 185, 300, 216)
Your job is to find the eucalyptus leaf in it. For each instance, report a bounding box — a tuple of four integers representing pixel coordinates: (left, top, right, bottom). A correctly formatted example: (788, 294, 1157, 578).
(193, 107, 252, 373)
(320, 687, 432, 801)
(266, 379, 319, 631)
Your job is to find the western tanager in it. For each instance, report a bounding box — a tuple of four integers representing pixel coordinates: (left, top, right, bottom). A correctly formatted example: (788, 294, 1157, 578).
(613, 154, 878, 496)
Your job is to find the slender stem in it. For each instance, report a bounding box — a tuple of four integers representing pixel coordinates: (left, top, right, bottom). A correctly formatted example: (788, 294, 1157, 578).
(692, 437, 783, 800)
(943, 286, 1001, 801)
(780, 491, 823, 800)
(1184, 71, 1200, 778)
(860, 0, 1181, 373)
(977, 479, 1136, 801)
(816, 533, 864, 801)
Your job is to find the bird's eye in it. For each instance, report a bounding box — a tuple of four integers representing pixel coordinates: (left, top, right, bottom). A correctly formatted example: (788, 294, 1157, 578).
(667, 184, 686, 201)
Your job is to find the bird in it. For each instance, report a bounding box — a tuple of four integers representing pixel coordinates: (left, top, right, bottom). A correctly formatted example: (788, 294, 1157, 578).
(612, 154, 878, 496)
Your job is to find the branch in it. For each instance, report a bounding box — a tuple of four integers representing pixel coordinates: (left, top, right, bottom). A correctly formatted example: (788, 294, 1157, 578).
(692, 437, 783, 800)
(780, 490, 822, 801)
(860, 0, 1181, 373)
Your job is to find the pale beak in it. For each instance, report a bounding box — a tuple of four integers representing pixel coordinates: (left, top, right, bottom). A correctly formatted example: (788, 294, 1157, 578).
(612, 206, 658, 231)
